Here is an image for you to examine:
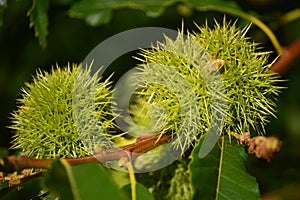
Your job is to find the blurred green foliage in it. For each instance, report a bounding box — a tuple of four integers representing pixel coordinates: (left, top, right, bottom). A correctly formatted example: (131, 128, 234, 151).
(0, 0, 300, 199)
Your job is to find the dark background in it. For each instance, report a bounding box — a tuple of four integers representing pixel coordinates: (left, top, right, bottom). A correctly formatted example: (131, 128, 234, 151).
(0, 0, 300, 198)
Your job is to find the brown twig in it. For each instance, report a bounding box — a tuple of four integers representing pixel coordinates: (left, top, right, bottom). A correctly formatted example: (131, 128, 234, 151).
(271, 38, 300, 74)
(1, 133, 170, 172)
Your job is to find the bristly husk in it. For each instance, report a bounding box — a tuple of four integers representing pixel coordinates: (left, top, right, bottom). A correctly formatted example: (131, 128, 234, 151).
(9, 63, 117, 159)
(128, 20, 282, 154)
(193, 20, 282, 135)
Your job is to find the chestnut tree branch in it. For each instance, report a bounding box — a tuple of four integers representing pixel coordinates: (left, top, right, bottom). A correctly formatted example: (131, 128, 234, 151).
(0, 133, 170, 172)
(271, 38, 300, 74)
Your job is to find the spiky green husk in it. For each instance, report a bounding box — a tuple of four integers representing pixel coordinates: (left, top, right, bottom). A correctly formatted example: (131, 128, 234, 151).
(129, 34, 218, 151)
(10, 64, 116, 158)
(194, 22, 281, 134)
(129, 21, 281, 152)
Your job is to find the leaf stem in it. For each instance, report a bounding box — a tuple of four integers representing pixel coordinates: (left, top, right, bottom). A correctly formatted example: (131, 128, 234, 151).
(125, 162, 137, 200)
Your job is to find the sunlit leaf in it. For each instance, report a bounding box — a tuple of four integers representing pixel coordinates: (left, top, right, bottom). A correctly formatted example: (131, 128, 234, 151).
(44, 160, 122, 200)
(85, 9, 112, 26)
(189, 135, 260, 200)
(27, 0, 49, 48)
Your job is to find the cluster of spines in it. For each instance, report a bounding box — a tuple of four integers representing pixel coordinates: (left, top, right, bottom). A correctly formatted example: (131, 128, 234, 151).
(193, 21, 282, 134)
(9, 21, 282, 160)
(128, 21, 281, 153)
(10, 64, 116, 158)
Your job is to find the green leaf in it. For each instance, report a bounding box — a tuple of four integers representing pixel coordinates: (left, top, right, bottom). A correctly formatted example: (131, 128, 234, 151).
(27, 0, 49, 48)
(44, 160, 122, 200)
(68, 0, 178, 26)
(68, 0, 280, 53)
(189, 135, 260, 200)
(85, 9, 112, 26)
(121, 182, 155, 200)
(68, 0, 244, 27)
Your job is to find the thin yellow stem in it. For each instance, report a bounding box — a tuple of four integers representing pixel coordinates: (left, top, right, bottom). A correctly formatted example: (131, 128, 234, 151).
(246, 15, 283, 54)
(125, 162, 137, 200)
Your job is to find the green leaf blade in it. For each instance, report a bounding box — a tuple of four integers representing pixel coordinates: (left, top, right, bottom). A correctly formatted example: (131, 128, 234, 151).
(27, 0, 49, 48)
(44, 160, 122, 200)
(217, 142, 260, 200)
(189, 136, 260, 200)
